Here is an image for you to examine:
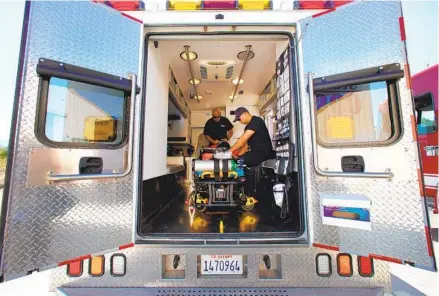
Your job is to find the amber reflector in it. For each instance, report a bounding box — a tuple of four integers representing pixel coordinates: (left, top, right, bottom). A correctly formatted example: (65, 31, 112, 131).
(336, 253, 353, 277)
(67, 260, 83, 277)
(89, 256, 105, 277)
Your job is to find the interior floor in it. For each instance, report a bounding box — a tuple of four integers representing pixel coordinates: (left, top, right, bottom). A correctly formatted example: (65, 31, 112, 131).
(139, 170, 301, 236)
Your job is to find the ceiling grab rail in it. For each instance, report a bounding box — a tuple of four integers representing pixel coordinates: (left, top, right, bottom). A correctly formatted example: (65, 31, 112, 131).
(184, 45, 201, 103)
(230, 45, 254, 103)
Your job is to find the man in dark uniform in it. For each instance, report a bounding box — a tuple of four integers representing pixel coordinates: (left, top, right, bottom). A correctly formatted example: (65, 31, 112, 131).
(229, 107, 276, 205)
(229, 107, 275, 167)
(203, 108, 234, 145)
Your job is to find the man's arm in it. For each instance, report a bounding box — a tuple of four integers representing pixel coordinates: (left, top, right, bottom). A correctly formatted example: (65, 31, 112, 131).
(229, 129, 255, 153)
(227, 128, 233, 140)
(205, 134, 218, 145)
(225, 118, 234, 141)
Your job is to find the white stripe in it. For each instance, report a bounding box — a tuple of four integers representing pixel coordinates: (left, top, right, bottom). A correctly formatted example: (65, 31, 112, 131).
(425, 186, 438, 189)
(423, 175, 439, 187)
(424, 173, 439, 177)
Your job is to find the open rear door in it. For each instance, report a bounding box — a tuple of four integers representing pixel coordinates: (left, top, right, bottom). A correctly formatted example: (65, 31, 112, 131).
(298, 1, 436, 270)
(0, 1, 141, 281)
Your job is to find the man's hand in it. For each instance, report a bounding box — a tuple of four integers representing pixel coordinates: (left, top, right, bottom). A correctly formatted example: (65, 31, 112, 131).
(213, 139, 220, 145)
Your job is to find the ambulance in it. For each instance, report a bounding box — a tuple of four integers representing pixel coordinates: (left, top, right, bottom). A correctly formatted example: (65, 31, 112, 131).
(0, 1, 436, 295)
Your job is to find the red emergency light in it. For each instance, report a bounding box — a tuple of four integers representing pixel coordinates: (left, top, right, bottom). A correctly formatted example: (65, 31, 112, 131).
(203, 1, 237, 10)
(294, 0, 353, 9)
(92, 1, 144, 11)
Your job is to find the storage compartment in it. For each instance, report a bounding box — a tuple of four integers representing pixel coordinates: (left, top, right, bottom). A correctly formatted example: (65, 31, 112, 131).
(138, 33, 305, 243)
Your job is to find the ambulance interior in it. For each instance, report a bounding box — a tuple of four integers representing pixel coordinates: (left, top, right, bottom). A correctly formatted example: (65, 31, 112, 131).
(139, 35, 305, 240)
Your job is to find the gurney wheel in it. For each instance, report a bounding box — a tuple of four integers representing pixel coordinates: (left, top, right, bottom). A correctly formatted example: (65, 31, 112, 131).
(241, 203, 255, 211)
(191, 192, 207, 213)
(240, 195, 257, 211)
(195, 201, 207, 213)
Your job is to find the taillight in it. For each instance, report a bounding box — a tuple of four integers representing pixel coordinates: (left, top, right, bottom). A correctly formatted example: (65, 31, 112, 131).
(358, 256, 374, 277)
(336, 253, 353, 277)
(67, 260, 83, 277)
(315, 253, 332, 276)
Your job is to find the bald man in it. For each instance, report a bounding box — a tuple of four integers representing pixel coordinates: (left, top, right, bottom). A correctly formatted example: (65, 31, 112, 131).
(203, 108, 234, 145)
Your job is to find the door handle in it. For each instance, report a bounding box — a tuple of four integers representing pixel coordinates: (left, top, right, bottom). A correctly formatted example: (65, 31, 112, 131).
(79, 157, 103, 174)
(341, 156, 365, 173)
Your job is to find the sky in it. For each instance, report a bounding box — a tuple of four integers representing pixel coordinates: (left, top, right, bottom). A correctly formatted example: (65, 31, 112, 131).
(0, 0, 437, 146)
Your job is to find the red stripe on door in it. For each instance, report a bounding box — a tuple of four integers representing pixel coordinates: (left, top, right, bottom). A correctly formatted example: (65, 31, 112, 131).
(58, 254, 91, 267)
(405, 64, 412, 90)
(313, 243, 340, 251)
(410, 115, 418, 142)
(417, 168, 426, 197)
(119, 242, 135, 250)
(369, 254, 402, 264)
(312, 8, 336, 18)
(399, 17, 407, 41)
(121, 12, 142, 24)
(424, 226, 434, 257)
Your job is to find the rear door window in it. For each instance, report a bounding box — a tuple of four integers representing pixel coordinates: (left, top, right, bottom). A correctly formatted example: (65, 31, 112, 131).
(315, 81, 397, 145)
(42, 77, 128, 147)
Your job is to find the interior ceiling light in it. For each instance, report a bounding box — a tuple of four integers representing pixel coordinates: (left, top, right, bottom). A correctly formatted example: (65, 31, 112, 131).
(229, 95, 238, 100)
(189, 78, 201, 85)
(195, 95, 203, 100)
(180, 50, 198, 61)
(232, 78, 244, 85)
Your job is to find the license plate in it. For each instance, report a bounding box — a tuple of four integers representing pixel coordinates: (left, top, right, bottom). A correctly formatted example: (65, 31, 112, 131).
(200, 255, 243, 275)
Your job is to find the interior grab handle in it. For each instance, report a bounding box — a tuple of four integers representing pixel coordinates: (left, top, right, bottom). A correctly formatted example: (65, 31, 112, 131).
(307, 72, 393, 179)
(46, 74, 138, 183)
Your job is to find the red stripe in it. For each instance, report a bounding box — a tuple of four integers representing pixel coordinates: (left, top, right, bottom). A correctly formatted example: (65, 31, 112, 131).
(405, 64, 412, 90)
(399, 17, 406, 41)
(417, 168, 426, 197)
(312, 8, 336, 18)
(119, 242, 135, 250)
(121, 12, 142, 24)
(424, 226, 434, 257)
(410, 115, 418, 142)
(58, 254, 91, 267)
(313, 243, 340, 251)
(369, 254, 402, 264)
